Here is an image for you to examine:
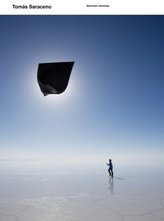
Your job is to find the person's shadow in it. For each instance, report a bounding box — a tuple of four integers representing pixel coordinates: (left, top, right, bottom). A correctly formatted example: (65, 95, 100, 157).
(108, 176, 114, 194)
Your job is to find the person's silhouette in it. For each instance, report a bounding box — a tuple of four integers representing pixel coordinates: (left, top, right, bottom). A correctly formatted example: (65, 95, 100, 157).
(106, 159, 113, 177)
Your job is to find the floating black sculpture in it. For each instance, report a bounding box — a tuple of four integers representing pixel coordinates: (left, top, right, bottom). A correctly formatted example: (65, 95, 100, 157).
(37, 61, 74, 96)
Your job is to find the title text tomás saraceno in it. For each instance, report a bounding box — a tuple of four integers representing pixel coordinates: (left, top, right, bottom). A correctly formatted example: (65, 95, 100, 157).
(12, 4, 52, 9)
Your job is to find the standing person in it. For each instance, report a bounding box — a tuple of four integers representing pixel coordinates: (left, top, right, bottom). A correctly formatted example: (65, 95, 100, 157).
(107, 159, 113, 177)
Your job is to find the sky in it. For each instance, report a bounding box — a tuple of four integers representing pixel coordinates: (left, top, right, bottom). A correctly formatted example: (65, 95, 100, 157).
(0, 16, 164, 167)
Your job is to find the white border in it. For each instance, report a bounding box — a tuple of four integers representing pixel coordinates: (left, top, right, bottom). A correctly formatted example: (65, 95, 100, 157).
(0, 0, 164, 15)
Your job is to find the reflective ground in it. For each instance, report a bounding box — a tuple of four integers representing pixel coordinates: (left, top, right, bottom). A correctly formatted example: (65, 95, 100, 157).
(0, 161, 164, 221)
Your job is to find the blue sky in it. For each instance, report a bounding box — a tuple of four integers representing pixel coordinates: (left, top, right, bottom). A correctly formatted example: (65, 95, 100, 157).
(0, 16, 164, 167)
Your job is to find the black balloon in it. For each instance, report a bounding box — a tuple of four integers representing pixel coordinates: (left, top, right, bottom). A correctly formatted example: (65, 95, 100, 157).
(37, 61, 74, 96)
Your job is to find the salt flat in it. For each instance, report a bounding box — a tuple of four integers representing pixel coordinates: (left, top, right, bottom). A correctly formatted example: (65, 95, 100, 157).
(0, 161, 163, 221)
